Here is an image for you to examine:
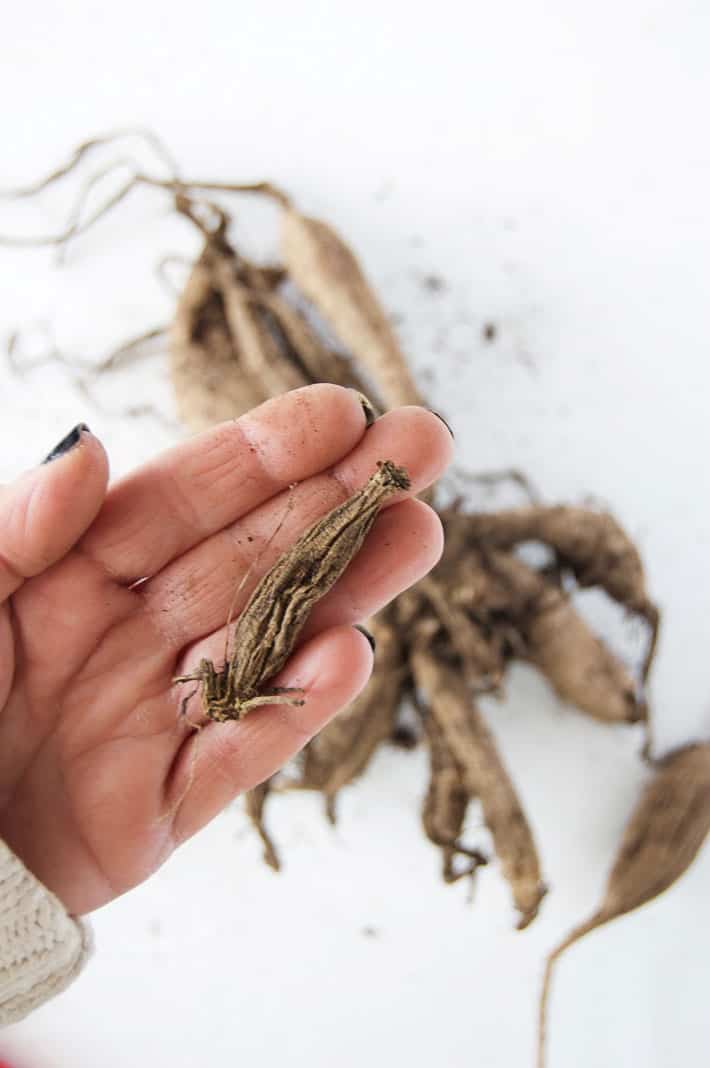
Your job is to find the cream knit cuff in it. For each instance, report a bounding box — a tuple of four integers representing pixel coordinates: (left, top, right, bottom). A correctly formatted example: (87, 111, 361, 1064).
(0, 839, 92, 1026)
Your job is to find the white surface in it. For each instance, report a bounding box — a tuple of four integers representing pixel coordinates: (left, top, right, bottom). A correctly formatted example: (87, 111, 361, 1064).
(1, 2, 710, 1065)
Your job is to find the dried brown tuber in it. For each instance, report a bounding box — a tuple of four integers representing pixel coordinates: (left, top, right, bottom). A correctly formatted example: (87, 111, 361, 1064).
(244, 780, 280, 871)
(411, 642, 547, 929)
(174, 461, 410, 722)
(297, 613, 406, 822)
(4, 139, 671, 984)
(169, 229, 382, 433)
(437, 529, 644, 724)
(279, 206, 423, 409)
(465, 506, 651, 615)
(523, 583, 642, 724)
(464, 505, 660, 681)
(169, 248, 269, 431)
(537, 742, 710, 1067)
(254, 288, 376, 399)
(439, 538, 644, 721)
(420, 705, 488, 884)
(245, 612, 406, 864)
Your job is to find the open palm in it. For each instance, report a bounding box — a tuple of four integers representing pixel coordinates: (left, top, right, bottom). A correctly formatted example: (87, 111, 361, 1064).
(0, 386, 450, 915)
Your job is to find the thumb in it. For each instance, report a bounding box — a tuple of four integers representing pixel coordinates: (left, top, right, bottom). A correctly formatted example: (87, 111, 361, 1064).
(0, 423, 109, 602)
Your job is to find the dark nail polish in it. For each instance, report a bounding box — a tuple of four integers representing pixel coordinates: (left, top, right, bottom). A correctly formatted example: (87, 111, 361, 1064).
(353, 624, 377, 654)
(430, 410, 454, 438)
(42, 423, 90, 464)
(350, 389, 377, 428)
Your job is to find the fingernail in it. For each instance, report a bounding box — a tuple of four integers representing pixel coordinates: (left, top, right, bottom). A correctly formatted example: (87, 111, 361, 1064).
(42, 423, 91, 464)
(430, 410, 454, 438)
(350, 389, 377, 428)
(353, 624, 377, 654)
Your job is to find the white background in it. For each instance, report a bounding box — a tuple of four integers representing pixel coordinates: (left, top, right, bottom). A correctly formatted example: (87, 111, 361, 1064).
(1, 2, 709, 1065)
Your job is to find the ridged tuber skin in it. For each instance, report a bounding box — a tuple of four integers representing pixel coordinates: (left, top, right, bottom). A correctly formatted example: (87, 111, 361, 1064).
(279, 207, 423, 409)
(410, 644, 547, 930)
(174, 461, 410, 722)
(537, 742, 710, 1068)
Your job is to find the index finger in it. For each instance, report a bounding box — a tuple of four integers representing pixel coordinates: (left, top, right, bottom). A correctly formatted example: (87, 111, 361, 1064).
(80, 385, 371, 583)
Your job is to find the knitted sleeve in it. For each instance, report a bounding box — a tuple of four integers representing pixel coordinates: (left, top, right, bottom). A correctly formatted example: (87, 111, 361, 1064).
(0, 840, 92, 1026)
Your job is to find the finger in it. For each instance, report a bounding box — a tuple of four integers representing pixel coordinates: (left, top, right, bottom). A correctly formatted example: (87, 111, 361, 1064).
(167, 624, 374, 842)
(124, 499, 439, 747)
(144, 406, 452, 650)
(169, 499, 440, 677)
(156, 498, 441, 655)
(0, 425, 108, 603)
(81, 385, 371, 583)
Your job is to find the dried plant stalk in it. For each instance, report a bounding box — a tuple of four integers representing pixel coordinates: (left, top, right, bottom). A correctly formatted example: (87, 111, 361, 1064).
(174, 461, 410, 721)
(537, 742, 710, 1067)
(244, 780, 280, 871)
(279, 207, 423, 409)
(411, 645, 547, 929)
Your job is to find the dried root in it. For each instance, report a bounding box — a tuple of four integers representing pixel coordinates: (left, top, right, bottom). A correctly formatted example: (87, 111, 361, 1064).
(420, 705, 488, 885)
(170, 237, 384, 430)
(5, 140, 674, 1001)
(297, 613, 406, 822)
(523, 584, 642, 723)
(278, 206, 423, 408)
(169, 249, 269, 431)
(244, 780, 281, 871)
(441, 515, 649, 725)
(537, 742, 710, 1067)
(464, 505, 660, 683)
(411, 641, 547, 929)
(174, 461, 410, 723)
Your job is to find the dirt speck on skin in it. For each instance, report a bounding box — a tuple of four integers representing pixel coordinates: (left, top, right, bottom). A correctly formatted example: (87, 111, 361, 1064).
(483, 322, 497, 342)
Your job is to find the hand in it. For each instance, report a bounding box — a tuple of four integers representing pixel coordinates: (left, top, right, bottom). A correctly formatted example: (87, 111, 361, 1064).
(0, 386, 451, 914)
